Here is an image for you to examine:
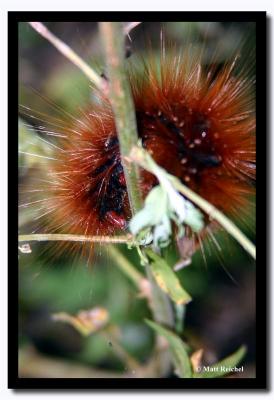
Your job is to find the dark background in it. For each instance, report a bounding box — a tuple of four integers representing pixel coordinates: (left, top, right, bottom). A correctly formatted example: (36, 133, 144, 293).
(18, 20, 256, 379)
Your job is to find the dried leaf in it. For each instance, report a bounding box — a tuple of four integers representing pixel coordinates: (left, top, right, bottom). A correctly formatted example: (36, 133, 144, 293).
(190, 349, 204, 373)
(52, 307, 109, 336)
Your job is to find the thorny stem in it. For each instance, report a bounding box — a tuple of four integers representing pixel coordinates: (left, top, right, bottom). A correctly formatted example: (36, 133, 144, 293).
(99, 22, 174, 376)
(28, 22, 107, 94)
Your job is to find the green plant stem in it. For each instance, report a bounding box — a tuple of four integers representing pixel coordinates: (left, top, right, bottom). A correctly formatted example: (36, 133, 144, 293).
(18, 233, 133, 244)
(99, 22, 174, 376)
(19, 344, 168, 378)
(99, 22, 142, 215)
(19, 346, 131, 378)
(143, 265, 174, 377)
(144, 264, 174, 327)
(28, 22, 107, 93)
(173, 180, 256, 259)
(107, 245, 174, 340)
(107, 245, 145, 289)
(129, 146, 256, 260)
(101, 328, 141, 371)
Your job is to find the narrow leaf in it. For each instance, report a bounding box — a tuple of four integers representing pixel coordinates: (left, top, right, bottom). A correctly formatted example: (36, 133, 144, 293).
(146, 319, 192, 378)
(146, 249, 192, 305)
(193, 345, 247, 378)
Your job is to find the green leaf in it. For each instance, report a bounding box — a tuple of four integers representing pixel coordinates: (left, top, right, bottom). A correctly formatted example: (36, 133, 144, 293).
(129, 147, 204, 251)
(145, 249, 192, 305)
(193, 345, 247, 378)
(183, 199, 204, 233)
(146, 319, 192, 378)
(129, 186, 169, 235)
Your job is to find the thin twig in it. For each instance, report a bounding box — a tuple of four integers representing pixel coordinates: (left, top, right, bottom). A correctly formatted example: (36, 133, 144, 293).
(129, 146, 256, 260)
(19, 346, 129, 378)
(123, 22, 142, 37)
(28, 22, 107, 94)
(173, 180, 256, 259)
(101, 328, 141, 371)
(19, 233, 134, 245)
(19, 344, 167, 378)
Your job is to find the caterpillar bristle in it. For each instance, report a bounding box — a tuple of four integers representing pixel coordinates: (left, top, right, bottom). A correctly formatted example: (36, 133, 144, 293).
(19, 38, 256, 262)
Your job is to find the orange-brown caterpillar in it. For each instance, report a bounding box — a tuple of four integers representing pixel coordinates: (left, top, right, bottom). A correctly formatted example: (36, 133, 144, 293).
(20, 42, 255, 257)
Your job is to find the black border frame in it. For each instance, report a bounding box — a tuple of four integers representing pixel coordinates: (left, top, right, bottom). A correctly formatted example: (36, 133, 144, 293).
(9, 11, 267, 390)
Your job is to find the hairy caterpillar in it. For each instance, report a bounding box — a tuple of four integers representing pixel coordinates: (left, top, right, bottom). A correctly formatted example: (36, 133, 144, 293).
(19, 22, 256, 261)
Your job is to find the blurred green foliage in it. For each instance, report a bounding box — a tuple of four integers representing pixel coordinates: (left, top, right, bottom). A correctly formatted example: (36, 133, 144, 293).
(18, 21, 256, 378)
